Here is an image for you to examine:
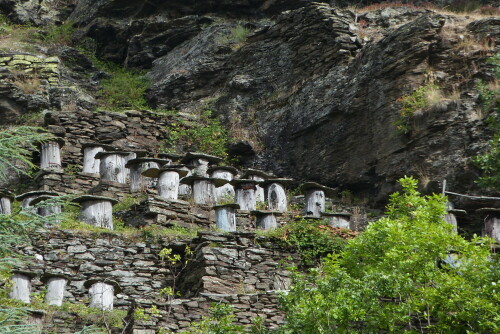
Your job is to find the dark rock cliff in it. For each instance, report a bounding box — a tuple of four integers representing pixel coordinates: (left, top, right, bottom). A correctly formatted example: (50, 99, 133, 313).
(2, 1, 499, 205)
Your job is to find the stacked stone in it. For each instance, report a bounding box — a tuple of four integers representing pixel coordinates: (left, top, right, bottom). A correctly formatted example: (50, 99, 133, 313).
(0, 53, 60, 85)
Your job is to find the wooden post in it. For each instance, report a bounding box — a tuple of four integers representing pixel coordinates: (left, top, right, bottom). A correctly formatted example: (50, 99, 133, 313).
(300, 182, 337, 218)
(40, 139, 64, 170)
(181, 176, 228, 205)
(9, 273, 32, 303)
(478, 208, 500, 242)
(263, 179, 292, 212)
(143, 165, 188, 201)
(231, 179, 259, 211)
(443, 202, 463, 234)
(242, 169, 274, 203)
(73, 195, 118, 230)
(182, 152, 223, 177)
(88, 282, 114, 310)
(95, 151, 130, 184)
(16, 191, 59, 211)
(126, 158, 170, 193)
(322, 212, 351, 229)
(208, 166, 238, 203)
(178, 166, 192, 197)
(214, 204, 239, 231)
(42, 275, 68, 306)
(192, 179, 216, 205)
(0, 190, 14, 215)
(82, 146, 104, 174)
(252, 210, 281, 230)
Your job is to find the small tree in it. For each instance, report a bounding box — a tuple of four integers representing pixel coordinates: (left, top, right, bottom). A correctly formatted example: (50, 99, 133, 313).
(280, 177, 499, 333)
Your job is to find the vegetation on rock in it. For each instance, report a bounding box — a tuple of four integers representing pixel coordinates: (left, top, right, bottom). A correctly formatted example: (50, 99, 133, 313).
(279, 177, 499, 333)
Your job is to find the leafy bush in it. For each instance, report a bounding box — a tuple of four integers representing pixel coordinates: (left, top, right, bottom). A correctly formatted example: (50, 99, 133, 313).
(164, 110, 228, 158)
(271, 218, 354, 265)
(280, 177, 499, 333)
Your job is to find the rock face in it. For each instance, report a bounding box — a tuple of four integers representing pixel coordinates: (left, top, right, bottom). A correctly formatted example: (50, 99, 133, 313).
(144, 3, 497, 203)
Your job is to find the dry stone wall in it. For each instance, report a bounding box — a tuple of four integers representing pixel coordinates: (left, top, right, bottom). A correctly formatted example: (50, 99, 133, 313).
(13, 229, 297, 333)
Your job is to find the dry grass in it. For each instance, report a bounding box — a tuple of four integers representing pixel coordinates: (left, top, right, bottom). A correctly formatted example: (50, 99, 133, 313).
(11, 70, 43, 94)
(355, 1, 499, 19)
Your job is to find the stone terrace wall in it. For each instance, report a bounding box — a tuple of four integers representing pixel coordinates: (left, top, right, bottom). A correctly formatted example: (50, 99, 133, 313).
(179, 232, 298, 297)
(44, 109, 173, 169)
(13, 229, 298, 333)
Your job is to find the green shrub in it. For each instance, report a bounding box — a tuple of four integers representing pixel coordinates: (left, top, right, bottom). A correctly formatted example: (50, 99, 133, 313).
(274, 218, 354, 265)
(280, 177, 499, 333)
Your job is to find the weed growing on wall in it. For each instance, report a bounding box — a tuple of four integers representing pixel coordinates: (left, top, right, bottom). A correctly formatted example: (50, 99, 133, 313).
(98, 63, 150, 111)
(473, 54, 499, 190)
(394, 84, 442, 134)
(164, 110, 229, 158)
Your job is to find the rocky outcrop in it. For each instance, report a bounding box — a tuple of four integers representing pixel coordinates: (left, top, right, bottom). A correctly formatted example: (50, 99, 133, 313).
(146, 4, 497, 203)
(0, 0, 75, 25)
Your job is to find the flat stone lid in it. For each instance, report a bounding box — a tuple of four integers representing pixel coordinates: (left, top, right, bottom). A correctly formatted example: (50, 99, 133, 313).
(71, 195, 118, 205)
(251, 210, 283, 216)
(0, 189, 14, 200)
(125, 149, 148, 158)
(84, 279, 122, 293)
(230, 179, 261, 186)
(81, 142, 117, 151)
(155, 152, 183, 161)
(476, 207, 500, 214)
(39, 137, 65, 147)
(447, 209, 467, 215)
(94, 151, 132, 159)
(40, 272, 71, 283)
(34, 169, 64, 181)
(181, 176, 229, 187)
(300, 182, 337, 197)
(261, 178, 294, 186)
(321, 211, 351, 217)
(29, 194, 60, 206)
(181, 152, 223, 164)
(302, 215, 324, 220)
(207, 165, 239, 175)
(16, 191, 60, 200)
(125, 157, 171, 168)
(11, 270, 38, 278)
(142, 164, 188, 178)
(241, 168, 274, 179)
(214, 203, 240, 210)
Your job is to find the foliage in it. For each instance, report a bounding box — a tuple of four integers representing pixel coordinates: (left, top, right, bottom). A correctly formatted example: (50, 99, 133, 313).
(217, 25, 251, 50)
(395, 84, 441, 134)
(474, 54, 500, 190)
(474, 122, 499, 190)
(0, 126, 54, 180)
(164, 110, 229, 158)
(274, 218, 353, 265)
(159, 246, 193, 314)
(98, 63, 150, 111)
(112, 195, 145, 212)
(279, 177, 499, 333)
(178, 303, 245, 334)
